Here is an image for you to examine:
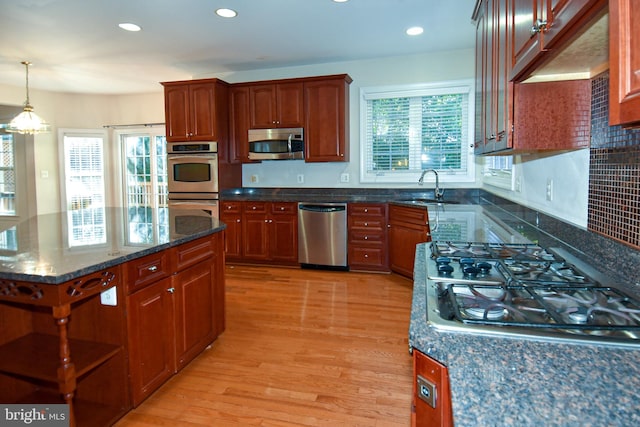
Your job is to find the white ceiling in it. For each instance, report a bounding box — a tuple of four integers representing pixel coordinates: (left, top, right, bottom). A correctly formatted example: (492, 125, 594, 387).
(0, 0, 477, 95)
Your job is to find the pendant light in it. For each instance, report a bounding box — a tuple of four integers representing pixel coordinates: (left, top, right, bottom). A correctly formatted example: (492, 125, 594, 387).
(7, 61, 51, 135)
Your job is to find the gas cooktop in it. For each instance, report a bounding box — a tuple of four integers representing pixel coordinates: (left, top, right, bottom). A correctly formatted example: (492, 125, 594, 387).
(426, 241, 640, 347)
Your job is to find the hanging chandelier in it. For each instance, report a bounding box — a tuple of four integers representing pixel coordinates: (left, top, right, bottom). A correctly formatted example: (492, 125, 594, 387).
(7, 61, 51, 135)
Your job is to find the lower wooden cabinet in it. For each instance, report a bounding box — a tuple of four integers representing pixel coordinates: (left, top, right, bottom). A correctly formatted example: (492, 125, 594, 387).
(388, 205, 431, 278)
(412, 349, 453, 427)
(348, 203, 389, 272)
(221, 200, 298, 265)
(126, 233, 224, 407)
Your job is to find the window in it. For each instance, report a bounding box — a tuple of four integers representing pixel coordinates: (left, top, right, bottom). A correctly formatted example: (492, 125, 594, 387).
(360, 80, 475, 183)
(0, 132, 16, 215)
(61, 131, 107, 247)
(118, 129, 168, 245)
(483, 155, 514, 190)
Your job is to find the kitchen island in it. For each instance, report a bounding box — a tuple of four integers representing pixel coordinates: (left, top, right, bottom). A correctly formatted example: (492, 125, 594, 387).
(0, 208, 226, 427)
(409, 243, 640, 427)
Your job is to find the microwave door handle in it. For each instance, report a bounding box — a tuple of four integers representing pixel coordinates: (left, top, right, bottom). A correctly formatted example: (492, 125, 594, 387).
(288, 134, 292, 153)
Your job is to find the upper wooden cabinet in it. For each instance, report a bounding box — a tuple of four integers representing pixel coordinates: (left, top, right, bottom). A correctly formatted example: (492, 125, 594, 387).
(304, 75, 352, 162)
(250, 82, 304, 128)
(161, 79, 229, 143)
(510, 0, 607, 80)
(229, 85, 253, 164)
(609, 0, 640, 127)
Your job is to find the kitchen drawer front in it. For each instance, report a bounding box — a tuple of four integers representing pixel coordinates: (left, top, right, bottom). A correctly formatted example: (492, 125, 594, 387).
(126, 251, 173, 294)
(270, 202, 297, 215)
(349, 246, 387, 271)
(349, 229, 385, 244)
(175, 235, 215, 271)
(349, 217, 386, 231)
(243, 201, 268, 214)
(349, 204, 386, 217)
(221, 201, 242, 214)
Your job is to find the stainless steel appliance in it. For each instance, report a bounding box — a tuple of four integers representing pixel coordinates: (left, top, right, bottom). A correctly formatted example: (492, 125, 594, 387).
(248, 128, 304, 160)
(425, 241, 640, 347)
(167, 141, 218, 198)
(298, 203, 348, 270)
(168, 199, 219, 239)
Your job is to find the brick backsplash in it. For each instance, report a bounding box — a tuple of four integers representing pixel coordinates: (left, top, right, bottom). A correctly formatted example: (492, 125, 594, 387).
(588, 73, 640, 248)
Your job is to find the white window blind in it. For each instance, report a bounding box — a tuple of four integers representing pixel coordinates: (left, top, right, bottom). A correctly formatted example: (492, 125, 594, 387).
(62, 133, 106, 247)
(360, 81, 474, 183)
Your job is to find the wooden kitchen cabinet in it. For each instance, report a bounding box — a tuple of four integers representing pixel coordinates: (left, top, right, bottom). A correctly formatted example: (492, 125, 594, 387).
(509, 0, 607, 80)
(220, 201, 243, 260)
(241, 201, 298, 265)
(250, 81, 304, 128)
(162, 79, 229, 143)
(126, 233, 224, 407)
(388, 204, 431, 279)
(412, 349, 453, 427)
(348, 203, 389, 272)
(0, 267, 129, 427)
(229, 85, 254, 163)
(609, 0, 640, 127)
(304, 75, 352, 162)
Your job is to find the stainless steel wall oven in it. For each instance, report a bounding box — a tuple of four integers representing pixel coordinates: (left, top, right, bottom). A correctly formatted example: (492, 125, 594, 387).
(167, 141, 218, 198)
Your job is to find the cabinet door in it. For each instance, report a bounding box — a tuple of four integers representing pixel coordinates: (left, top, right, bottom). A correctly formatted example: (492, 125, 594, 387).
(229, 86, 253, 163)
(269, 202, 298, 263)
(474, 1, 488, 154)
(543, 0, 607, 49)
(127, 278, 175, 407)
(304, 77, 351, 162)
(173, 260, 215, 370)
(250, 84, 278, 128)
(164, 84, 191, 142)
(610, 0, 640, 127)
(242, 202, 269, 260)
(412, 350, 453, 427)
(388, 205, 430, 279)
(276, 82, 305, 127)
(510, 0, 545, 79)
(189, 82, 218, 141)
(493, 0, 513, 151)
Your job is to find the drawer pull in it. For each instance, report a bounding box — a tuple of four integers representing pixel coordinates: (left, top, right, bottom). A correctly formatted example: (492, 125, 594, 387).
(148, 265, 158, 272)
(167, 287, 175, 294)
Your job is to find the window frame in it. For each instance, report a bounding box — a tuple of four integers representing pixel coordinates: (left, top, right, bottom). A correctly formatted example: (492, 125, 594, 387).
(359, 79, 476, 184)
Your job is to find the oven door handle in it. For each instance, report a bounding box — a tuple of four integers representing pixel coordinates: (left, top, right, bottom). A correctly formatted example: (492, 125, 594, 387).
(168, 154, 217, 162)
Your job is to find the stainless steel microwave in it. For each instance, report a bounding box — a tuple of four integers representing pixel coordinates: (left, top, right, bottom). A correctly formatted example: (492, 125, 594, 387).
(248, 128, 304, 160)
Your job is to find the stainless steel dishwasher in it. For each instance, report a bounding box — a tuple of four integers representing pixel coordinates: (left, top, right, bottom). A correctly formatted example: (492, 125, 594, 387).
(298, 203, 348, 270)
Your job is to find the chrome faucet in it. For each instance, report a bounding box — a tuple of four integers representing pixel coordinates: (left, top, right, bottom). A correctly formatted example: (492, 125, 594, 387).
(417, 169, 444, 200)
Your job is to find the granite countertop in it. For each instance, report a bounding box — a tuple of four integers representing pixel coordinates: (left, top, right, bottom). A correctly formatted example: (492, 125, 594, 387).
(409, 245, 640, 426)
(0, 207, 225, 284)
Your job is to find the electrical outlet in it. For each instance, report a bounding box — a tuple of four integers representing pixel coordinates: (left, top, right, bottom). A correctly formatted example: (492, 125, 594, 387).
(250, 174, 259, 184)
(100, 286, 117, 306)
(340, 173, 350, 183)
(297, 174, 304, 184)
(546, 178, 553, 201)
(515, 176, 521, 192)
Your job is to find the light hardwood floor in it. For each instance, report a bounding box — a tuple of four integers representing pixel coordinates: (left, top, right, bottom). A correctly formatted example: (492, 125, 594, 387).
(115, 265, 414, 426)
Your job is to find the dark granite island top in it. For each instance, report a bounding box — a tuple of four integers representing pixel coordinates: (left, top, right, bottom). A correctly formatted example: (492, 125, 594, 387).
(0, 207, 226, 284)
(409, 243, 640, 427)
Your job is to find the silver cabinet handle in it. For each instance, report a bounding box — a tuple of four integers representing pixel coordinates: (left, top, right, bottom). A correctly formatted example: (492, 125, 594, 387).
(148, 265, 158, 272)
(167, 287, 175, 294)
(530, 19, 548, 35)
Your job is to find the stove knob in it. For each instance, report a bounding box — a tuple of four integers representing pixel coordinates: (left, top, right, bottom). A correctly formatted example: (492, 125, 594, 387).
(463, 266, 479, 278)
(436, 256, 451, 265)
(459, 257, 474, 266)
(477, 262, 492, 273)
(438, 264, 454, 276)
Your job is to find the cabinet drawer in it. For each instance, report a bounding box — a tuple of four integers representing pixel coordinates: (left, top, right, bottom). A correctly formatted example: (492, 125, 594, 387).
(349, 247, 386, 269)
(349, 204, 386, 217)
(175, 235, 215, 271)
(243, 201, 268, 214)
(271, 202, 297, 215)
(126, 251, 172, 294)
(350, 229, 385, 244)
(349, 217, 385, 231)
(221, 201, 242, 214)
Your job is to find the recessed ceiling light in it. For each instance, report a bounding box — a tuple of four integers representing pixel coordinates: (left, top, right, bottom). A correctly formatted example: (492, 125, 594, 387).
(406, 26, 424, 36)
(216, 8, 237, 18)
(333, 0, 349, 3)
(118, 23, 141, 32)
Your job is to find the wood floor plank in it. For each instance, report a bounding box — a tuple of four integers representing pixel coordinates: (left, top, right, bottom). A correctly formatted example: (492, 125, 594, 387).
(114, 265, 414, 426)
